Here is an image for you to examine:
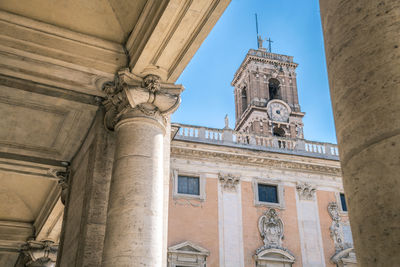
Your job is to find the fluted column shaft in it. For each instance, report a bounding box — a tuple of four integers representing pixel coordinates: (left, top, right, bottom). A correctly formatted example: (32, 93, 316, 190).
(319, 1, 400, 266)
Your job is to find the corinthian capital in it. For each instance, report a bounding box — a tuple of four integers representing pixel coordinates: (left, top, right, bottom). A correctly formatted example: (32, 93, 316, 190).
(21, 240, 58, 267)
(102, 69, 184, 131)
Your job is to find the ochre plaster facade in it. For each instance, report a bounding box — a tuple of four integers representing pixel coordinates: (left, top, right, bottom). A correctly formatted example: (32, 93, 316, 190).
(167, 134, 350, 267)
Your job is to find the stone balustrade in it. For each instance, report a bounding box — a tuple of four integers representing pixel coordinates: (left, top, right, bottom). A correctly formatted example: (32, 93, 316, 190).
(173, 123, 339, 160)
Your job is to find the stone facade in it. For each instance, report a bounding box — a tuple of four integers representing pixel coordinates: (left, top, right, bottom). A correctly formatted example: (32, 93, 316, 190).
(169, 122, 352, 267)
(1, 1, 399, 266)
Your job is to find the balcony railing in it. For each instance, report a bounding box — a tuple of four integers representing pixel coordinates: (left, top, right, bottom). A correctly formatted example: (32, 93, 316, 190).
(173, 123, 339, 159)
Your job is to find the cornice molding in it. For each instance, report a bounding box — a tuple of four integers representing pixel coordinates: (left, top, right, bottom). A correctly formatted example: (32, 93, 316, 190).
(171, 144, 341, 176)
(232, 54, 298, 87)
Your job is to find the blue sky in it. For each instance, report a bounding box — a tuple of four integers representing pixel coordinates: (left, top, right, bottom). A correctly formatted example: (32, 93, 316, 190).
(172, 0, 337, 144)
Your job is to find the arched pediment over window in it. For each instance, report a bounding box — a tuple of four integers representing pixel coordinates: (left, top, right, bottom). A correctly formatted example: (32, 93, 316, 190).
(254, 247, 295, 267)
(167, 241, 209, 267)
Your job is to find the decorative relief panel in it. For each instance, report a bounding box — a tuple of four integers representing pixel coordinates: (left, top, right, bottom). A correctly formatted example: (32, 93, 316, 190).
(258, 209, 284, 248)
(255, 209, 295, 267)
(328, 202, 357, 267)
(296, 182, 316, 201)
(328, 202, 347, 251)
(218, 173, 240, 191)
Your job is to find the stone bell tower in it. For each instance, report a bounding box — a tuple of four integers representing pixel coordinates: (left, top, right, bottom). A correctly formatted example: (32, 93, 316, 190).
(231, 42, 305, 139)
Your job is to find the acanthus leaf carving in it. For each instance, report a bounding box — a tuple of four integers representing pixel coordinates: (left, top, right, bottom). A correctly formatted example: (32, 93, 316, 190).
(296, 182, 316, 200)
(218, 173, 240, 191)
(102, 69, 182, 131)
(21, 240, 58, 266)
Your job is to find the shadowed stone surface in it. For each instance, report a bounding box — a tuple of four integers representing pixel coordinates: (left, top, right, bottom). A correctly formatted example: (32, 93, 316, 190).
(320, 0, 400, 266)
(58, 109, 115, 267)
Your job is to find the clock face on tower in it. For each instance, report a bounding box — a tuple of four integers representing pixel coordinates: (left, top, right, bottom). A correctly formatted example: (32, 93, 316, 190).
(267, 100, 290, 122)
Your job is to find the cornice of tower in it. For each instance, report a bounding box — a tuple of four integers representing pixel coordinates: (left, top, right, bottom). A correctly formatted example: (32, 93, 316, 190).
(231, 49, 298, 87)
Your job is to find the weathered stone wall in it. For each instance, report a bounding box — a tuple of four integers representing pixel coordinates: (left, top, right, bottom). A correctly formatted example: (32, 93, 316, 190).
(57, 109, 115, 267)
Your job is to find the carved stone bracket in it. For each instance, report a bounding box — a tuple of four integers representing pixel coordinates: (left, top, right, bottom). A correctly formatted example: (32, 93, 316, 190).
(21, 240, 58, 267)
(219, 173, 240, 191)
(102, 69, 183, 131)
(56, 169, 70, 205)
(48, 168, 70, 205)
(296, 182, 316, 200)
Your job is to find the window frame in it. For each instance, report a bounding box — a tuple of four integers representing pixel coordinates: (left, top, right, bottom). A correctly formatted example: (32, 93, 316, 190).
(172, 170, 206, 201)
(253, 178, 285, 209)
(335, 192, 349, 214)
(177, 175, 200, 196)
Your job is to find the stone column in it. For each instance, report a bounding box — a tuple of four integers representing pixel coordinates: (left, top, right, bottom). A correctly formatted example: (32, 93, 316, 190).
(101, 70, 182, 267)
(319, 1, 400, 266)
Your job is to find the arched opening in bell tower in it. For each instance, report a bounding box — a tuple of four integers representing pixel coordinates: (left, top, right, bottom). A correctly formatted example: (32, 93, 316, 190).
(273, 126, 285, 137)
(241, 87, 248, 113)
(273, 126, 286, 148)
(268, 78, 281, 100)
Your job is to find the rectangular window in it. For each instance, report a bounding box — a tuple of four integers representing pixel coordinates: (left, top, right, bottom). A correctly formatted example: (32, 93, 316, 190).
(258, 184, 278, 203)
(178, 176, 199, 195)
(340, 193, 348, 212)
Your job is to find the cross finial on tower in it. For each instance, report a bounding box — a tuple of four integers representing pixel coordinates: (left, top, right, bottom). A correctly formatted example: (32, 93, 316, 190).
(266, 37, 273, 53)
